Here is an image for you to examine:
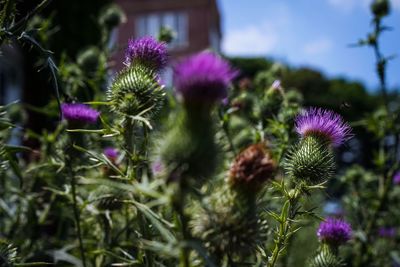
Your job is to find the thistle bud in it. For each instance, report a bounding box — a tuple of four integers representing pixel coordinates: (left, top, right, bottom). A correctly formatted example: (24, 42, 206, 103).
(371, 0, 390, 18)
(261, 80, 284, 117)
(107, 66, 165, 119)
(77, 47, 105, 77)
(98, 4, 126, 30)
(191, 186, 268, 260)
(158, 26, 175, 44)
(285, 108, 351, 184)
(229, 143, 276, 191)
(286, 135, 335, 184)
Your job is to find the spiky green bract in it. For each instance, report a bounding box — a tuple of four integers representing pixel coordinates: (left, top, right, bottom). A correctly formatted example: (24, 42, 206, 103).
(92, 185, 127, 211)
(285, 135, 335, 185)
(308, 246, 344, 267)
(107, 65, 165, 119)
(191, 185, 268, 261)
(160, 105, 217, 185)
(0, 240, 18, 266)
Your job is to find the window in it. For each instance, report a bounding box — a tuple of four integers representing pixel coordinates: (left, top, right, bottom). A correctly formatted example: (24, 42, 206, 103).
(136, 12, 188, 49)
(209, 27, 221, 52)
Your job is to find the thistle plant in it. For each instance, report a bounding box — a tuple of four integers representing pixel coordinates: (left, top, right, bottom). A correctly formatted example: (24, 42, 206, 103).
(345, 1, 400, 266)
(268, 108, 351, 267)
(158, 51, 237, 266)
(62, 102, 101, 267)
(191, 143, 275, 265)
(308, 218, 352, 267)
(4, 1, 400, 265)
(160, 51, 237, 184)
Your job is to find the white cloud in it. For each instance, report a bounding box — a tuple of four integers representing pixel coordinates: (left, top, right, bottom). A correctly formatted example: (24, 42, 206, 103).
(222, 4, 291, 56)
(222, 25, 279, 56)
(304, 38, 333, 55)
(392, 0, 400, 9)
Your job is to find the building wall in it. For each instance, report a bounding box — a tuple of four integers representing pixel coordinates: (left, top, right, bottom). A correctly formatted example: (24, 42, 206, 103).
(113, 0, 221, 71)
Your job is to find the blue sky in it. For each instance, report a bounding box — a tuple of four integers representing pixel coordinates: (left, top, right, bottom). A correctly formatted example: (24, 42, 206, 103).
(218, 0, 400, 90)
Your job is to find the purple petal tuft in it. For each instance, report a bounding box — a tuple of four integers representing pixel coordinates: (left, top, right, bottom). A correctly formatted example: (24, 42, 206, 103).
(61, 103, 100, 124)
(104, 147, 118, 160)
(173, 51, 238, 103)
(125, 36, 168, 71)
(317, 217, 352, 246)
(393, 171, 400, 185)
(295, 107, 352, 147)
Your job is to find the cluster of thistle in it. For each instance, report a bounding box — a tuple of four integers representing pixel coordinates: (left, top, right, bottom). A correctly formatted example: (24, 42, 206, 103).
(145, 37, 353, 265)
(1, 34, 357, 266)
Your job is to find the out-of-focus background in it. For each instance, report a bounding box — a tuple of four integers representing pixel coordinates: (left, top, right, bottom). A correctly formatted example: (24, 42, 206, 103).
(0, 0, 398, 167)
(2, 0, 399, 100)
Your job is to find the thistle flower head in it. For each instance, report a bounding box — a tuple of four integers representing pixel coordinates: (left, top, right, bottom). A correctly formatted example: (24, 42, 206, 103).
(61, 103, 100, 124)
(229, 144, 276, 190)
(295, 108, 351, 147)
(174, 51, 238, 104)
(317, 218, 352, 246)
(104, 147, 118, 160)
(393, 171, 400, 185)
(125, 36, 168, 72)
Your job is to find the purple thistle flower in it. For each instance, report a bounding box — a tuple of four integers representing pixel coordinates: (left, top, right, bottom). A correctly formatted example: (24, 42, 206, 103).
(61, 103, 100, 124)
(295, 107, 352, 147)
(393, 171, 400, 185)
(317, 218, 352, 246)
(104, 147, 118, 160)
(378, 227, 396, 238)
(125, 36, 168, 71)
(174, 51, 238, 104)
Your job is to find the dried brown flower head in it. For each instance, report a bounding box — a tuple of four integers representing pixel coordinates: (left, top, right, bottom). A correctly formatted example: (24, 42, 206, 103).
(229, 144, 276, 190)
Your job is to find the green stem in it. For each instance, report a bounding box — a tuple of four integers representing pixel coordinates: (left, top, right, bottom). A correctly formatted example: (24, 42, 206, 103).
(218, 109, 236, 155)
(71, 174, 87, 267)
(178, 206, 190, 267)
(124, 119, 135, 178)
(174, 185, 190, 267)
(372, 18, 389, 110)
(268, 193, 300, 267)
(354, 16, 392, 267)
(354, 172, 391, 267)
(124, 119, 155, 266)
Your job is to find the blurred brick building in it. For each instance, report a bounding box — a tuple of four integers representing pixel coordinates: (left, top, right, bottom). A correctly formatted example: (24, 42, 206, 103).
(113, 0, 222, 72)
